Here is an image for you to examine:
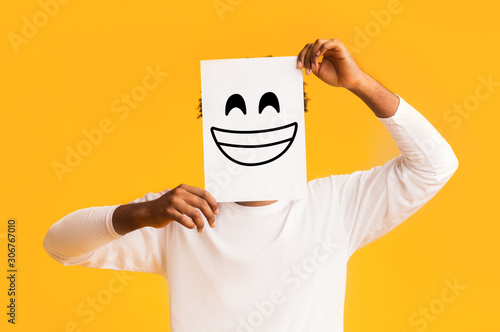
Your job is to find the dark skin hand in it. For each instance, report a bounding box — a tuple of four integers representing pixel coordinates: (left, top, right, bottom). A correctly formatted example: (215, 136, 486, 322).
(113, 38, 400, 236)
(296, 38, 399, 118)
(113, 184, 219, 235)
(297, 38, 366, 89)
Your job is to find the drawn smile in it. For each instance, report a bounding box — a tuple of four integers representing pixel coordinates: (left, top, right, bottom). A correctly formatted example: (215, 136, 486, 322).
(210, 122, 298, 166)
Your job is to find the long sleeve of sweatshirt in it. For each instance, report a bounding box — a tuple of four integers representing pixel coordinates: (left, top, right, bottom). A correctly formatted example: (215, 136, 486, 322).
(332, 95, 459, 256)
(43, 191, 167, 274)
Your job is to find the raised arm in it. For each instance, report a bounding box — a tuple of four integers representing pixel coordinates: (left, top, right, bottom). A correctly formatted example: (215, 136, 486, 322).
(298, 38, 459, 255)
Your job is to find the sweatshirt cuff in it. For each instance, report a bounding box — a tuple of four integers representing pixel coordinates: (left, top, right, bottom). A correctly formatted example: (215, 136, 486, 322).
(376, 94, 404, 123)
(105, 205, 123, 239)
(375, 94, 427, 139)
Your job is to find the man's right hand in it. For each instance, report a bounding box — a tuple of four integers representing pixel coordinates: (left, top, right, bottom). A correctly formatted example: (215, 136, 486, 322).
(147, 184, 218, 232)
(112, 184, 219, 235)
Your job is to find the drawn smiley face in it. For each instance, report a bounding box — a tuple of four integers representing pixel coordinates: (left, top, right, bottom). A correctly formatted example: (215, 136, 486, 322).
(210, 92, 298, 166)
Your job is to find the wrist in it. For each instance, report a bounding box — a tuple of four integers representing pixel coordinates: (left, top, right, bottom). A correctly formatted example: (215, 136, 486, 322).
(346, 72, 399, 118)
(112, 202, 150, 235)
(133, 201, 155, 229)
(346, 72, 373, 95)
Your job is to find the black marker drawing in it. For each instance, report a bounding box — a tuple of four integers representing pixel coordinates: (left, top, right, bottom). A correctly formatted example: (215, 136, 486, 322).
(225, 93, 246, 116)
(211, 92, 298, 167)
(259, 92, 280, 114)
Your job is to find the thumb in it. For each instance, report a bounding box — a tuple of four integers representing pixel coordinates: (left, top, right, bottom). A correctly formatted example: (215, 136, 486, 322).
(311, 60, 322, 77)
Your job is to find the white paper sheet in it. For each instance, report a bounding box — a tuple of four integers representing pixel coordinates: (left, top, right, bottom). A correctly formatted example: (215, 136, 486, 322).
(200, 56, 307, 202)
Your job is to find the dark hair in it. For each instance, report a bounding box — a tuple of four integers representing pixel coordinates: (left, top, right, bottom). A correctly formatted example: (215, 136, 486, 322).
(196, 81, 309, 119)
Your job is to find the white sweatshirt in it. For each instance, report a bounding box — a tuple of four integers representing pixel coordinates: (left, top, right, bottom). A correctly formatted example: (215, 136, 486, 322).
(43, 96, 459, 332)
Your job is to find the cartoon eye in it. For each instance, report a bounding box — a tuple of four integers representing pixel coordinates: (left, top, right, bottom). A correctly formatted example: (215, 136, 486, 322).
(258, 92, 280, 114)
(225, 93, 247, 116)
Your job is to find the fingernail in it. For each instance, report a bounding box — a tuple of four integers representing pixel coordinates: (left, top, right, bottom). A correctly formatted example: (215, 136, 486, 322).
(311, 63, 315, 70)
(316, 50, 320, 56)
(297, 61, 302, 68)
(215, 208, 219, 215)
(211, 222, 216, 228)
(198, 228, 203, 233)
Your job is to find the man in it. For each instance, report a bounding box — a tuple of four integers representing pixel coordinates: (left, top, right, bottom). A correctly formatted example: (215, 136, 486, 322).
(43, 38, 459, 331)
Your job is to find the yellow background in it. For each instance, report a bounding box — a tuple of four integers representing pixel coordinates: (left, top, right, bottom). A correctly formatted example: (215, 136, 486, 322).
(1, 0, 499, 331)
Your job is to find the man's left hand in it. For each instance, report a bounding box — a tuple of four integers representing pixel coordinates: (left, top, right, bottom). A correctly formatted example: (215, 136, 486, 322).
(297, 38, 367, 90)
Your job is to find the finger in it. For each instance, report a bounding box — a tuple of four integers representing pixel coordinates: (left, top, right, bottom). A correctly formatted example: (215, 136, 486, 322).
(303, 44, 315, 75)
(310, 39, 328, 71)
(177, 202, 205, 233)
(297, 43, 312, 70)
(170, 208, 197, 230)
(179, 184, 219, 215)
(184, 193, 216, 228)
(315, 38, 345, 59)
